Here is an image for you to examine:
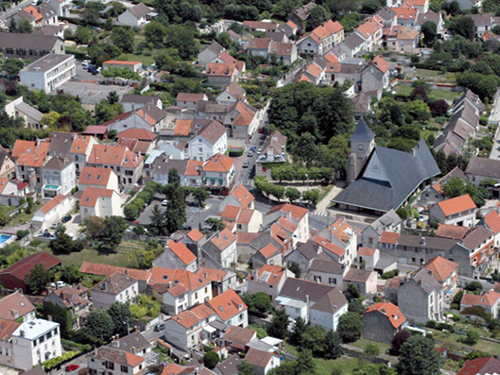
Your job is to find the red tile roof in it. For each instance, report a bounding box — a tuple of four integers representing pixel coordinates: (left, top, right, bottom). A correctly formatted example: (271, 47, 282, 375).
(436, 224, 469, 240)
(70, 135, 94, 154)
(148, 267, 210, 293)
(258, 244, 280, 259)
(88, 144, 142, 168)
(436, 194, 476, 216)
(461, 290, 500, 308)
(79, 262, 151, 281)
(311, 20, 343, 41)
(174, 119, 192, 136)
(39, 194, 67, 214)
(78, 166, 114, 187)
(203, 153, 234, 173)
(422, 256, 458, 284)
(0, 291, 35, 320)
(456, 357, 500, 375)
(229, 184, 254, 208)
(103, 60, 141, 66)
(80, 187, 114, 207)
(176, 93, 206, 102)
(0, 253, 61, 281)
(313, 235, 345, 257)
(210, 228, 236, 251)
(82, 125, 108, 135)
(372, 55, 390, 73)
(219, 205, 241, 221)
(116, 128, 156, 141)
(168, 241, 197, 266)
(485, 210, 500, 235)
(207, 289, 247, 321)
(187, 228, 204, 242)
(171, 303, 214, 329)
(266, 203, 308, 221)
(206, 63, 234, 77)
(12, 140, 49, 159)
(379, 231, 399, 244)
(394, 5, 418, 20)
(195, 267, 228, 283)
(358, 247, 376, 256)
(364, 302, 406, 329)
(0, 318, 21, 340)
(253, 265, 286, 285)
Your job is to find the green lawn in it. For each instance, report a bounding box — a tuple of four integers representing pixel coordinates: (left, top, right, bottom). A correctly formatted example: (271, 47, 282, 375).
(430, 328, 500, 356)
(408, 69, 457, 84)
(428, 89, 461, 102)
(350, 338, 390, 355)
(0, 205, 16, 216)
(117, 53, 155, 66)
(7, 202, 42, 226)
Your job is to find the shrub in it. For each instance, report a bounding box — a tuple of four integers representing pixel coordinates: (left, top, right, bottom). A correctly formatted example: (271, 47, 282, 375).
(16, 230, 30, 240)
(381, 269, 400, 279)
(42, 351, 80, 371)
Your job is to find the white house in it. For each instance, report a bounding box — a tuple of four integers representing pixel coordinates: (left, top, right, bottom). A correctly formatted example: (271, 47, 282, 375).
(31, 194, 73, 231)
(219, 183, 255, 212)
(19, 54, 75, 94)
(117, 3, 153, 27)
(429, 194, 477, 228)
(245, 348, 281, 375)
(207, 289, 248, 327)
(201, 229, 237, 268)
(79, 187, 123, 219)
(202, 153, 235, 190)
(87, 346, 146, 375)
(263, 203, 309, 244)
(47, 0, 72, 16)
(4, 96, 44, 130)
(78, 166, 120, 193)
(91, 272, 139, 309)
(152, 240, 198, 272)
(42, 155, 76, 198)
(187, 121, 228, 162)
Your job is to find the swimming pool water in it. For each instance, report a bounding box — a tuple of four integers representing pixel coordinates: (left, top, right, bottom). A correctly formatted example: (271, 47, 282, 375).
(0, 234, 12, 244)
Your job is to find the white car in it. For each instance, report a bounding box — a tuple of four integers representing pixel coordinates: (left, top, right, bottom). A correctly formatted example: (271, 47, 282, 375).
(50, 281, 66, 289)
(162, 199, 168, 206)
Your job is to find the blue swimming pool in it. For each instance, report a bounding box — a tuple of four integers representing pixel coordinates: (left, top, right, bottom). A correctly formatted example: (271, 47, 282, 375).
(0, 234, 12, 244)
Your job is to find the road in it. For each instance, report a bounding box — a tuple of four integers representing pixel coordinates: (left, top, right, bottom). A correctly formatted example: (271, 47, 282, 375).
(0, 0, 32, 22)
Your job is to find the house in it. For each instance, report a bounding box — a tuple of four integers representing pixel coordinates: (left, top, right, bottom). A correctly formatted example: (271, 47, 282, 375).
(91, 272, 139, 309)
(355, 16, 384, 51)
(0, 147, 16, 180)
(297, 20, 344, 55)
(210, 51, 246, 73)
(247, 39, 297, 65)
(221, 325, 256, 352)
(214, 354, 242, 375)
(87, 346, 146, 375)
(255, 131, 287, 179)
(41, 155, 76, 198)
(108, 331, 152, 356)
(393, 5, 419, 28)
(461, 290, 500, 319)
(206, 63, 237, 86)
(202, 154, 235, 191)
(80, 187, 123, 219)
(466, 156, 500, 188)
(444, 0, 483, 11)
(247, 265, 291, 305)
(406, 0, 429, 13)
(362, 302, 407, 343)
(216, 82, 246, 105)
(69, 134, 99, 174)
(44, 285, 90, 331)
(4, 96, 43, 130)
(31, 194, 73, 230)
(79, 262, 151, 293)
(151, 158, 203, 187)
(47, 0, 72, 16)
(436, 224, 469, 240)
(82, 125, 108, 140)
(117, 3, 153, 27)
(202, 229, 237, 269)
(219, 183, 255, 212)
(416, 11, 444, 35)
(0, 253, 61, 293)
(10, 318, 62, 370)
(456, 357, 500, 375)
(361, 209, 402, 248)
(13, 138, 50, 188)
(244, 348, 281, 375)
(397, 267, 444, 322)
(105, 104, 166, 133)
(207, 289, 248, 327)
(264, 203, 309, 243)
(343, 268, 378, 295)
(335, 139, 440, 214)
(468, 13, 497, 38)
(360, 56, 391, 100)
(419, 167, 467, 207)
(121, 94, 162, 112)
(0, 32, 64, 60)
(195, 267, 236, 296)
(377, 7, 398, 28)
(223, 101, 259, 138)
(87, 144, 143, 187)
(484, 209, 500, 247)
(288, 2, 317, 32)
(352, 92, 372, 120)
(198, 42, 225, 67)
(243, 21, 278, 33)
(251, 244, 282, 269)
(0, 178, 29, 207)
(422, 256, 458, 291)
(19, 54, 75, 93)
(116, 130, 157, 155)
(276, 278, 348, 330)
(219, 205, 262, 233)
(429, 194, 477, 228)
(0, 291, 35, 322)
(78, 166, 120, 193)
(319, 217, 358, 267)
(339, 33, 366, 58)
(153, 240, 198, 272)
(186, 121, 227, 162)
(307, 252, 348, 289)
(148, 267, 212, 315)
(13, 4, 58, 27)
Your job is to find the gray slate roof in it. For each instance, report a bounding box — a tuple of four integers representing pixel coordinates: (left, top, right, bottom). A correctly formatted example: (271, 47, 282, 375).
(350, 117, 375, 142)
(466, 157, 500, 179)
(333, 139, 441, 212)
(0, 32, 61, 51)
(15, 102, 43, 122)
(279, 278, 336, 303)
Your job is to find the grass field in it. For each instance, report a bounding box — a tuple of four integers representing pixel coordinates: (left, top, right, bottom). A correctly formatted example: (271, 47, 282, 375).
(350, 338, 391, 354)
(408, 68, 457, 84)
(395, 85, 461, 102)
(430, 328, 500, 356)
(0, 205, 16, 216)
(117, 53, 155, 66)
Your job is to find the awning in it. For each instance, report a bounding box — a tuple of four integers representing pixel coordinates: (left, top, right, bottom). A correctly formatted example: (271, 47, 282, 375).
(203, 325, 216, 333)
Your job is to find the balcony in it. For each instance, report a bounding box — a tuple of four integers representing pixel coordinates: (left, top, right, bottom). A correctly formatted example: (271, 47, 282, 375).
(257, 153, 286, 163)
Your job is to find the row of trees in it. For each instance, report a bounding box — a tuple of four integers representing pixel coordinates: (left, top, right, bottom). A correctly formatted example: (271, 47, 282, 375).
(270, 165, 335, 184)
(254, 176, 321, 207)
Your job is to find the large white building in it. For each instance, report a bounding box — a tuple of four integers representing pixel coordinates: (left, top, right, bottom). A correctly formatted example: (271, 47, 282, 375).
(19, 54, 75, 94)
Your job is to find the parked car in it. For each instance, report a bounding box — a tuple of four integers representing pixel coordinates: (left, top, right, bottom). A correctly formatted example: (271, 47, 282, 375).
(61, 215, 72, 223)
(154, 323, 165, 332)
(243, 161, 249, 168)
(247, 151, 254, 157)
(50, 222, 60, 229)
(65, 364, 80, 372)
(50, 281, 66, 289)
(162, 199, 168, 206)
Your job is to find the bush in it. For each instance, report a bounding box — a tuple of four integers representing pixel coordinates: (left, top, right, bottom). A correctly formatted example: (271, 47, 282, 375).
(228, 149, 244, 157)
(426, 320, 437, 329)
(460, 330, 480, 346)
(42, 351, 80, 371)
(381, 269, 400, 279)
(16, 229, 29, 240)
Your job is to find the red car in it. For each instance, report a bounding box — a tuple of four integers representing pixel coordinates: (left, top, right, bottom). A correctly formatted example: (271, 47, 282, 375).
(65, 364, 80, 372)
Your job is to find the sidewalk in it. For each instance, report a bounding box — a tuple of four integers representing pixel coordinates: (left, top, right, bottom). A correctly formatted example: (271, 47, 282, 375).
(315, 183, 345, 213)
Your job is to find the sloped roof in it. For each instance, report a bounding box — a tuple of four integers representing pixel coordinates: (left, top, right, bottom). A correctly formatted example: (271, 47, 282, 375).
(350, 118, 375, 142)
(485, 210, 500, 235)
(244, 348, 276, 368)
(0, 253, 61, 281)
(422, 256, 458, 284)
(80, 187, 114, 207)
(0, 291, 35, 320)
(461, 290, 500, 308)
(203, 154, 234, 173)
(92, 272, 138, 295)
(266, 203, 308, 221)
(91, 346, 145, 367)
(79, 262, 151, 281)
(313, 235, 345, 257)
(207, 289, 247, 321)
(116, 128, 156, 141)
(364, 302, 406, 329)
(456, 357, 500, 375)
(69, 134, 95, 154)
(168, 241, 197, 266)
(79, 166, 114, 187)
(229, 183, 254, 208)
(436, 224, 469, 240)
(39, 194, 67, 214)
(466, 156, 500, 179)
(223, 325, 255, 346)
(436, 194, 476, 216)
(127, 3, 151, 19)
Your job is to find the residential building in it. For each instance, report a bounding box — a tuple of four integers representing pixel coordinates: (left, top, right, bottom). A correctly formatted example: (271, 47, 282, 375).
(78, 166, 120, 193)
(216, 82, 247, 105)
(87, 346, 146, 375)
(116, 128, 158, 155)
(444, 0, 483, 10)
(214, 354, 242, 375)
(0, 253, 61, 292)
(219, 183, 255, 212)
(12, 138, 50, 188)
(356, 247, 379, 270)
(69, 135, 99, 174)
(44, 285, 90, 331)
(244, 348, 281, 375)
(47, 0, 72, 16)
(307, 252, 349, 289)
(419, 167, 467, 207)
(153, 240, 198, 272)
(219, 205, 262, 233)
(187, 121, 228, 162)
(393, 5, 419, 28)
(319, 217, 358, 267)
(151, 158, 203, 187)
(32, 24, 66, 38)
(0, 32, 64, 60)
(422, 256, 459, 292)
(207, 289, 248, 327)
(202, 229, 237, 269)
(103, 60, 143, 73)
(247, 265, 291, 305)
(429, 194, 477, 228)
(288, 2, 317, 32)
(0, 147, 16, 180)
(91, 272, 139, 309)
(468, 13, 497, 38)
(250, 243, 282, 269)
(397, 267, 444, 322)
(343, 268, 378, 295)
(19, 54, 75, 93)
(108, 331, 152, 356)
(339, 33, 366, 58)
(255, 131, 287, 179)
(148, 267, 212, 315)
(79, 262, 151, 293)
(117, 3, 154, 27)
(415, 11, 444, 35)
(198, 42, 225, 67)
(202, 154, 235, 191)
(361, 209, 402, 248)
(80, 187, 123, 219)
(360, 55, 391, 100)
(456, 357, 500, 375)
(484, 209, 500, 248)
(223, 101, 259, 138)
(406, 0, 429, 12)
(243, 21, 278, 33)
(0, 291, 36, 322)
(0, 319, 21, 368)
(264, 203, 309, 244)
(466, 156, 500, 188)
(0, 178, 29, 206)
(105, 104, 166, 133)
(436, 224, 469, 240)
(121, 94, 162, 112)
(221, 326, 256, 352)
(297, 20, 344, 55)
(31, 194, 73, 230)
(461, 290, 500, 319)
(354, 16, 384, 51)
(195, 267, 236, 296)
(205, 63, 237, 86)
(362, 302, 407, 343)
(41, 155, 76, 198)
(4, 96, 43, 130)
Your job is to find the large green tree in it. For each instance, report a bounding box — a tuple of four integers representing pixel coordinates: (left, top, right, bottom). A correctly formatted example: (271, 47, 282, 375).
(448, 16, 476, 40)
(108, 301, 132, 335)
(338, 312, 363, 343)
(111, 27, 135, 53)
(396, 336, 443, 375)
(25, 264, 52, 295)
(85, 309, 114, 341)
(421, 21, 437, 46)
(164, 169, 187, 234)
(268, 309, 289, 339)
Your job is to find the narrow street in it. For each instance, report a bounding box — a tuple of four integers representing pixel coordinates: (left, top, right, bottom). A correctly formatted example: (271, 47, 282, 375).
(0, 0, 32, 22)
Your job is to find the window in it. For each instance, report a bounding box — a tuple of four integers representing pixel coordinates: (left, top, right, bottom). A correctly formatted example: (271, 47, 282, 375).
(105, 362, 114, 370)
(195, 292, 198, 299)
(120, 366, 129, 373)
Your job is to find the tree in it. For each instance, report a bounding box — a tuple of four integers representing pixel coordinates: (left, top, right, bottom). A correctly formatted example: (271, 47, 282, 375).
(82, 215, 128, 252)
(203, 351, 219, 369)
(302, 189, 320, 207)
(8, 18, 17, 33)
(108, 301, 132, 335)
(347, 284, 361, 299)
(364, 342, 380, 356)
(421, 21, 437, 46)
(462, 330, 480, 345)
(396, 336, 443, 375)
(295, 349, 316, 375)
(85, 309, 114, 341)
(18, 18, 32, 34)
(465, 281, 484, 295)
(361, 0, 383, 13)
(50, 226, 83, 254)
(429, 100, 449, 116)
(83, 2, 104, 25)
(25, 264, 51, 294)
(406, 99, 430, 122)
(75, 26, 92, 44)
(43, 301, 74, 338)
(301, 325, 328, 355)
(448, 16, 476, 40)
(206, 218, 226, 232)
(145, 21, 167, 47)
(268, 309, 289, 339)
(165, 169, 187, 234)
(41, 111, 61, 128)
(285, 187, 301, 203)
(391, 329, 411, 355)
(348, 299, 366, 315)
(111, 27, 135, 53)
(288, 261, 302, 278)
(338, 312, 363, 343)
(238, 360, 254, 375)
(306, 5, 330, 31)
(324, 330, 343, 359)
(148, 204, 167, 236)
(243, 292, 272, 317)
(291, 316, 307, 346)
(191, 188, 210, 208)
(59, 265, 82, 284)
(107, 91, 119, 105)
(164, 25, 198, 60)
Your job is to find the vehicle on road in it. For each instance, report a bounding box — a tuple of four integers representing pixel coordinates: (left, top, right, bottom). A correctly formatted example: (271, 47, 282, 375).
(61, 215, 72, 223)
(247, 151, 254, 157)
(65, 364, 80, 372)
(243, 161, 249, 168)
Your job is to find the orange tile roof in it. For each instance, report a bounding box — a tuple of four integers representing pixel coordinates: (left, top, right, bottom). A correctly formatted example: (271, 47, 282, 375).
(12, 140, 49, 158)
(394, 5, 418, 20)
(171, 303, 214, 329)
(364, 302, 406, 329)
(422, 256, 458, 284)
(174, 119, 192, 136)
(79, 262, 151, 281)
(219, 205, 241, 221)
(207, 289, 247, 321)
(306, 62, 323, 78)
(358, 247, 376, 256)
(70, 134, 94, 154)
(125, 352, 145, 367)
(286, 20, 297, 29)
(276, 216, 298, 233)
(218, 51, 237, 65)
(185, 160, 203, 176)
(232, 101, 256, 127)
(485, 211, 500, 235)
(103, 60, 141, 66)
(116, 128, 156, 141)
(436, 224, 468, 240)
(253, 265, 286, 285)
(405, 0, 427, 6)
(356, 17, 383, 38)
(88, 144, 142, 167)
(80, 187, 114, 207)
(311, 20, 343, 41)
(168, 241, 197, 265)
(195, 267, 228, 283)
(23, 5, 42, 21)
(17, 153, 48, 167)
(329, 217, 354, 245)
(296, 74, 312, 82)
(0, 318, 21, 340)
(266, 203, 308, 221)
(379, 231, 399, 244)
(0, 179, 8, 195)
(461, 290, 500, 308)
(203, 153, 234, 173)
(39, 194, 67, 214)
(258, 244, 280, 259)
(271, 223, 291, 245)
(237, 208, 254, 225)
(230, 184, 254, 208)
(372, 55, 390, 74)
(148, 267, 210, 291)
(207, 63, 234, 77)
(325, 52, 339, 63)
(313, 235, 345, 257)
(436, 194, 476, 217)
(210, 228, 236, 251)
(187, 228, 204, 242)
(78, 166, 114, 187)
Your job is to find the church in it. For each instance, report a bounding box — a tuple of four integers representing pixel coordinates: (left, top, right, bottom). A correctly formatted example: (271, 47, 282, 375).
(332, 118, 441, 215)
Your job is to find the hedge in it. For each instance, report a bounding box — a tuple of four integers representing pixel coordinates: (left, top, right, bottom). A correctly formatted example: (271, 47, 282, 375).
(42, 350, 80, 371)
(381, 269, 400, 279)
(61, 339, 92, 353)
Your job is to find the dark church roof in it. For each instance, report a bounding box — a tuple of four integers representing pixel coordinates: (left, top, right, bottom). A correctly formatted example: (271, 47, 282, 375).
(350, 118, 375, 142)
(333, 139, 440, 212)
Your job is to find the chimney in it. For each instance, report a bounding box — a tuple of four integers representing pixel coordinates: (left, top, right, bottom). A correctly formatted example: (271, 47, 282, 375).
(420, 237, 426, 246)
(94, 346, 97, 356)
(125, 269, 129, 276)
(135, 326, 138, 332)
(48, 315, 52, 321)
(131, 347, 136, 354)
(204, 272, 207, 278)
(113, 336, 120, 348)
(20, 330, 25, 337)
